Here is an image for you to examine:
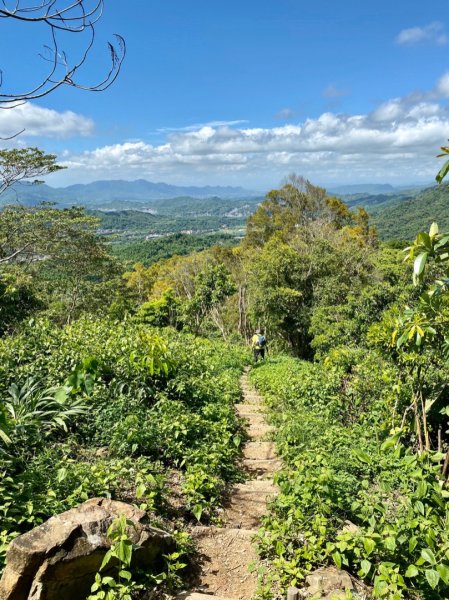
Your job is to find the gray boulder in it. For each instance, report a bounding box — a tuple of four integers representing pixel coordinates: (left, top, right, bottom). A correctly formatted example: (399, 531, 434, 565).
(0, 497, 173, 600)
(305, 566, 354, 598)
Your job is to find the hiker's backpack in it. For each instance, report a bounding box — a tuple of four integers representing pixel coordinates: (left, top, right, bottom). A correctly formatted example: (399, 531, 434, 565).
(257, 335, 266, 348)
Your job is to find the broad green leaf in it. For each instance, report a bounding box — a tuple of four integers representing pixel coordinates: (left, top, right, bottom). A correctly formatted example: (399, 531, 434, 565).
(416, 232, 432, 250)
(116, 539, 132, 566)
(413, 252, 428, 283)
(436, 159, 449, 184)
(136, 483, 146, 499)
(384, 537, 396, 551)
(405, 565, 419, 578)
(373, 577, 388, 597)
(363, 538, 376, 556)
(425, 569, 440, 589)
(415, 500, 425, 515)
(192, 504, 203, 522)
(437, 564, 449, 584)
(332, 551, 342, 569)
(360, 559, 371, 577)
(435, 234, 449, 249)
(416, 480, 428, 498)
(53, 386, 69, 403)
(99, 549, 113, 571)
(353, 449, 371, 464)
(381, 434, 400, 451)
(275, 540, 285, 556)
(119, 569, 132, 581)
(56, 467, 67, 483)
(421, 548, 436, 565)
(409, 537, 418, 553)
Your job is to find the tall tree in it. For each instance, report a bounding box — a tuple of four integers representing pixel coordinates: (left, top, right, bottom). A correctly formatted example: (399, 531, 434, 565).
(0, 147, 64, 197)
(0, 204, 116, 327)
(243, 174, 373, 248)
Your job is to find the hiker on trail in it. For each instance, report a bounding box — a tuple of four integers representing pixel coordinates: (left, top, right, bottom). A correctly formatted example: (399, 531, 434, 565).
(251, 329, 267, 362)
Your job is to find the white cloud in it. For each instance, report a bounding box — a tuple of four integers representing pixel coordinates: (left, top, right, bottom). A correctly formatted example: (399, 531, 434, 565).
(436, 72, 449, 98)
(396, 22, 448, 46)
(56, 96, 449, 185)
(156, 120, 248, 133)
(24, 72, 447, 187)
(0, 103, 94, 139)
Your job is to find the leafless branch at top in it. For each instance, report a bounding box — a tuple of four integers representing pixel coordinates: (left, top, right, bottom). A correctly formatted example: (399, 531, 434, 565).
(0, 0, 125, 106)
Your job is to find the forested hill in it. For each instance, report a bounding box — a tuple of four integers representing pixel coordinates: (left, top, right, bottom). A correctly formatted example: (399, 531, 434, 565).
(371, 184, 449, 240)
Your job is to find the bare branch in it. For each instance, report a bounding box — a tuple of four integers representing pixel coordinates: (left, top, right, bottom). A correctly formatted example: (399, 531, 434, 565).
(0, 0, 125, 106)
(0, 243, 32, 264)
(0, 127, 25, 140)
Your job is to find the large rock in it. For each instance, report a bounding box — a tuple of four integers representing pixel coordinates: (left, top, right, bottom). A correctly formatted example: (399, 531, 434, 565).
(0, 498, 173, 600)
(305, 566, 354, 599)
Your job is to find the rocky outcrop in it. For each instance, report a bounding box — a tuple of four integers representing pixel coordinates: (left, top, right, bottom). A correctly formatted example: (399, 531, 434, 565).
(0, 497, 173, 600)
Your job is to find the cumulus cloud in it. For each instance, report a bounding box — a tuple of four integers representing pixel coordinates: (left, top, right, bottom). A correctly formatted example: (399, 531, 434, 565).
(4, 78, 448, 187)
(0, 103, 94, 139)
(43, 73, 449, 186)
(396, 21, 448, 46)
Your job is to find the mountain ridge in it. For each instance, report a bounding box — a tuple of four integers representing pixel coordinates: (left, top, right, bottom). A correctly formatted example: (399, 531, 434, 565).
(0, 179, 262, 207)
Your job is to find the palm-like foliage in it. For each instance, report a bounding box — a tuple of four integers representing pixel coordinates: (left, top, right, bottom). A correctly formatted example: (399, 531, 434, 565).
(0, 378, 87, 452)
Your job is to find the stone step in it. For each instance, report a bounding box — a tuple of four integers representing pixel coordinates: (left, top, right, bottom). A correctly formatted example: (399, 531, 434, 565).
(189, 527, 258, 600)
(223, 481, 277, 529)
(247, 423, 275, 440)
(240, 397, 261, 406)
(238, 412, 266, 423)
(243, 458, 282, 476)
(235, 403, 263, 415)
(244, 441, 277, 460)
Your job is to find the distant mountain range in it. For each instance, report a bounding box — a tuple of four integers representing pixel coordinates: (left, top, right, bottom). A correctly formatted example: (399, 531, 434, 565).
(0, 179, 261, 208)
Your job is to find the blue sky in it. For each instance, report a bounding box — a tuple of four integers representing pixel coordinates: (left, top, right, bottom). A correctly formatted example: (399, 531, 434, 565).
(1, 0, 449, 190)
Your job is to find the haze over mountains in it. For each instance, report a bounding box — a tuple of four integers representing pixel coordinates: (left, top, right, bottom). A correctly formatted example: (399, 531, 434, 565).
(1, 178, 432, 209)
(1, 179, 261, 208)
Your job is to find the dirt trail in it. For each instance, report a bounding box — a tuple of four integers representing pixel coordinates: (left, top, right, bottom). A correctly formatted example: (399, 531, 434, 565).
(182, 368, 279, 600)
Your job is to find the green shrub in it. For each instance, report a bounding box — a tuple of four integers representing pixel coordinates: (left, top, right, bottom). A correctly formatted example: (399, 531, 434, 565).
(0, 317, 247, 577)
(251, 357, 449, 599)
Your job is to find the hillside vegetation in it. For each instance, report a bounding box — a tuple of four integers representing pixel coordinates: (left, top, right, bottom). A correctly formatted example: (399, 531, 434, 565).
(3, 170, 449, 599)
(370, 184, 449, 240)
(113, 232, 238, 266)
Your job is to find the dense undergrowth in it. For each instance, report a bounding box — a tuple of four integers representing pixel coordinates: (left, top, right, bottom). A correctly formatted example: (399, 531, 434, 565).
(0, 317, 247, 590)
(251, 356, 449, 600)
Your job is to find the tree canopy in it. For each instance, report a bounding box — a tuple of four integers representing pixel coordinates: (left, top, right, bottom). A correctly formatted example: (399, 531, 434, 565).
(0, 147, 64, 196)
